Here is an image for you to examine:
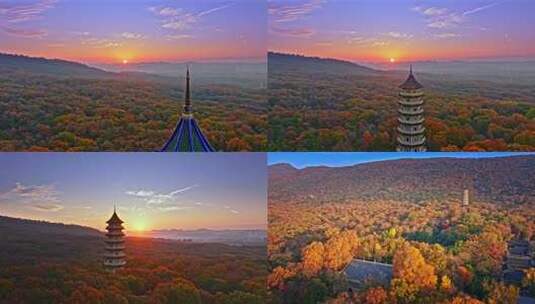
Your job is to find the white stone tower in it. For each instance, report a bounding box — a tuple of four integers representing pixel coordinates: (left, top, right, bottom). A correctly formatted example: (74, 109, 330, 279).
(397, 65, 426, 152)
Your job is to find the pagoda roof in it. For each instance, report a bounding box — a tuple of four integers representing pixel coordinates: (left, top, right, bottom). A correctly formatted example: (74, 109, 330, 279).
(161, 68, 214, 152)
(399, 65, 423, 90)
(161, 116, 214, 152)
(106, 209, 123, 224)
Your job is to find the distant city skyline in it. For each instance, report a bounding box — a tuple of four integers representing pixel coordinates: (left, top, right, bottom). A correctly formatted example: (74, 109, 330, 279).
(269, 0, 535, 63)
(0, 0, 266, 63)
(268, 152, 534, 169)
(0, 153, 267, 231)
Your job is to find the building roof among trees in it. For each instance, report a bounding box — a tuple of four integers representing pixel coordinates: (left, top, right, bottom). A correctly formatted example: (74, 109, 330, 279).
(343, 259, 393, 287)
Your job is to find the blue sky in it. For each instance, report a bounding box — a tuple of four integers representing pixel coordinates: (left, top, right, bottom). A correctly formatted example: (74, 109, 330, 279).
(0, 153, 267, 231)
(268, 152, 534, 169)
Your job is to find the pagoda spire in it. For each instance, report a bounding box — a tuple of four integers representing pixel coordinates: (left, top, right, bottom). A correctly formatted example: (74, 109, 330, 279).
(161, 67, 215, 152)
(184, 66, 191, 115)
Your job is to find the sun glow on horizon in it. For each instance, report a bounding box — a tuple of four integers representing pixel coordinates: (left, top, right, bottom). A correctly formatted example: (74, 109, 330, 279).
(130, 217, 148, 232)
(122, 59, 128, 64)
(389, 58, 396, 63)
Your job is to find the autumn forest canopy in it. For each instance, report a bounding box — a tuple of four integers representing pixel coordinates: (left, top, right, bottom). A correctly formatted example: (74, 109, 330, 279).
(0, 53, 267, 152)
(267, 156, 535, 303)
(0, 215, 267, 304)
(268, 52, 535, 152)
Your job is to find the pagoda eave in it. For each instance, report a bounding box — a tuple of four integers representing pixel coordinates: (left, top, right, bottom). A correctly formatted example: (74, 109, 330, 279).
(397, 127, 426, 135)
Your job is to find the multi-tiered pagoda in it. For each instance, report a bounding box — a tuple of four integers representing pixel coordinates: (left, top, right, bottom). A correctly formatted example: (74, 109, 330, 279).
(161, 68, 215, 152)
(397, 65, 426, 152)
(104, 206, 126, 272)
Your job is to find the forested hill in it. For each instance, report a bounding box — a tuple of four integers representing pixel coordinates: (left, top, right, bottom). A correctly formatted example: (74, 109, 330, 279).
(0, 215, 268, 303)
(268, 52, 380, 75)
(0, 215, 102, 237)
(0, 215, 103, 263)
(269, 155, 535, 204)
(0, 53, 114, 79)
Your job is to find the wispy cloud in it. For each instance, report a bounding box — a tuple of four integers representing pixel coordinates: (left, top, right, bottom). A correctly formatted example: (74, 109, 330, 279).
(463, 2, 501, 16)
(269, 0, 323, 23)
(198, 4, 232, 17)
(80, 37, 122, 48)
(157, 206, 193, 212)
(2, 26, 46, 38)
(166, 34, 192, 40)
(224, 205, 240, 214)
(31, 203, 63, 212)
(0, 182, 63, 212)
(0, 0, 56, 38)
(270, 26, 314, 37)
(434, 32, 460, 39)
(383, 31, 413, 39)
(126, 185, 198, 208)
(413, 2, 500, 30)
(121, 32, 145, 40)
(10, 182, 60, 202)
(0, 0, 57, 23)
(412, 6, 447, 17)
(149, 3, 232, 32)
(345, 35, 389, 48)
(412, 6, 463, 29)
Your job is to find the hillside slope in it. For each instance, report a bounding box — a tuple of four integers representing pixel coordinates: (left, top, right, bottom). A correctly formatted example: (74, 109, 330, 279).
(268, 52, 379, 75)
(269, 156, 535, 204)
(0, 53, 114, 78)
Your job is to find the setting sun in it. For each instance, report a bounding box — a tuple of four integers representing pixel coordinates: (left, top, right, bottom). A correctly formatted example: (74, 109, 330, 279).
(131, 219, 147, 232)
(389, 58, 396, 63)
(122, 59, 128, 64)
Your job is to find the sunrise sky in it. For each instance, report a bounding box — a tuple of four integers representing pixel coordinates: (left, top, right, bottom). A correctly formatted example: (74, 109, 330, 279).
(0, 153, 267, 231)
(269, 0, 535, 63)
(0, 0, 266, 63)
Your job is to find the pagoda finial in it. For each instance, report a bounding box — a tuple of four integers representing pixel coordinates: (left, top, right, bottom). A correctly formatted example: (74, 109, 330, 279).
(114, 204, 116, 213)
(184, 65, 191, 115)
(409, 64, 413, 75)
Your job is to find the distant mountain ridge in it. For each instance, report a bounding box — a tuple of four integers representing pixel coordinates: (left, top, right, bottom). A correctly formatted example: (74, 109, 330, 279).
(0, 53, 266, 88)
(268, 52, 380, 75)
(0, 53, 114, 78)
(269, 156, 535, 205)
(138, 228, 267, 245)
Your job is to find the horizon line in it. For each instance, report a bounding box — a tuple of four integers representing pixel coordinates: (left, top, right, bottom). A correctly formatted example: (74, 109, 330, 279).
(268, 51, 535, 63)
(268, 152, 534, 169)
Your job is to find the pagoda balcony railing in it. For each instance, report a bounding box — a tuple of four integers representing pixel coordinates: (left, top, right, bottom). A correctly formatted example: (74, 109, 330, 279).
(397, 126, 425, 135)
(398, 117, 425, 125)
(106, 245, 125, 250)
(399, 90, 424, 98)
(398, 99, 424, 106)
(397, 136, 426, 146)
(104, 252, 126, 258)
(106, 231, 125, 237)
(398, 108, 424, 115)
(104, 260, 126, 267)
(105, 238, 125, 244)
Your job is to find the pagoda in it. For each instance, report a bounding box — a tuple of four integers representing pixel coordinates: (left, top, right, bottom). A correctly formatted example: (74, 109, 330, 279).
(463, 189, 470, 206)
(161, 67, 215, 152)
(104, 206, 126, 272)
(396, 65, 426, 152)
